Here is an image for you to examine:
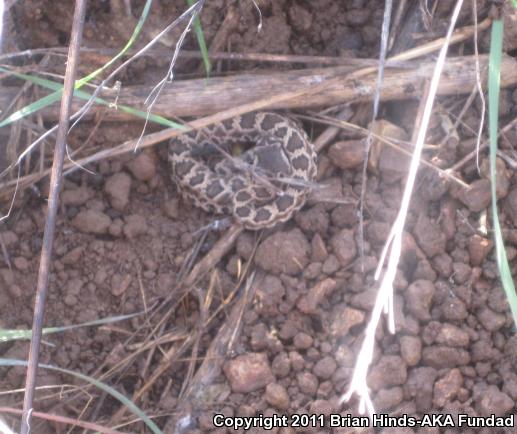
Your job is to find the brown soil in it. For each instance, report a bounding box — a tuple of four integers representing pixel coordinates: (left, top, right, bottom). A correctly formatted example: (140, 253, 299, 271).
(1, 1, 517, 433)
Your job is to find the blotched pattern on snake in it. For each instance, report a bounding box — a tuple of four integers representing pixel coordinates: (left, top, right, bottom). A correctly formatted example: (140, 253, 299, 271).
(169, 112, 317, 230)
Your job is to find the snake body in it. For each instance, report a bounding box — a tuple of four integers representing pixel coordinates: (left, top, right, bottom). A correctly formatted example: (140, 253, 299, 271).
(169, 112, 317, 230)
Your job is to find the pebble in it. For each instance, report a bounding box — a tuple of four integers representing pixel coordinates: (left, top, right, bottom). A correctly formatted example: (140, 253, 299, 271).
(72, 209, 111, 234)
(287, 3, 313, 32)
(104, 172, 132, 212)
(327, 140, 364, 169)
(406, 279, 435, 321)
(297, 278, 337, 314)
(312, 356, 337, 380)
(330, 305, 365, 338)
(294, 205, 329, 235)
(297, 371, 318, 396)
(126, 150, 157, 181)
(13, 257, 29, 271)
(293, 332, 313, 350)
(271, 352, 291, 378)
(62, 186, 94, 206)
(399, 335, 422, 367)
(475, 385, 514, 416)
(459, 179, 491, 212)
(121, 214, 147, 239)
(477, 307, 507, 332)
(468, 235, 493, 266)
(223, 353, 274, 393)
(374, 387, 404, 412)
(505, 187, 517, 226)
(414, 214, 446, 258)
(433, 369, 463, 407)
(265, 383, 290, 410)
(368, 355, 407, 391)
(405, 367, 437, 412)
(435, 323, 470, 347)
(421, 346, 470, 369)
(330, 228, 357, 266)
(310, 233, 328, 262)
(255, 228, 310, 275)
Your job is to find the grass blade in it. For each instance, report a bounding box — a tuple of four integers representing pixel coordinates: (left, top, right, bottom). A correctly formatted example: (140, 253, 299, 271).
(0, 312, 140, 343)
(488, 20, 517, 328)
(0, 359, 162, 434)
(187, 0, 211, 76)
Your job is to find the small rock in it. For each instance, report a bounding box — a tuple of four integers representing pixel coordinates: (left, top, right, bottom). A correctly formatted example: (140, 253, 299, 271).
(328, 140, 364, 169)
(13, 257, 29, 271)
(368, 356, 407, 391)
(265, 383, 290, 410)
(293, 332, 313, 350)
(322, 255, 340, 274)
(435, 323, 470, 347)
(297, 278, 337, 314)
(311, 233, 328, 262)
(452, 262, 471, 284)
(255, 228, 310, 275)
(61, 246, 84, 265)
(400, 335, 422, 367)
(505, 187, 517, 226)
(62, 186, 93, 206)
(109, 218, 123, 237)
(406, 280, 435, 321)
(223, 353, 274, 393)
(236, 232, 255, 260)
(126, 150, 156, 181)
(422, 346, 470, 368)
(163, 199, 180, 219)
(287, 3, 313, 32)
(475, 385, 514, 417)
(297, 371, 318, 396)
(272, 352, 291, 378)
(433, 369, 463, 407)
(374, 387, 404, 411)
(309, 399, 334, 416)
(478, 307, 507, 332)
(330, 228, 357, 266)
(414, 214, 446, 258)
(111, 273, 132, 296)
(313, 356, 337, 380)
(72, 209, 111, 234)
(440, 296, 468, 321)
(330, 305, 365, 338)
(459, 179, 491, 212)
(123, 214, 148, 238)
(405, 367, 437, 412)
(468, 235, 493, 267)
(104, 172, 131, 211)
(295, 205, 329, 234)
(432, 253, 453, 277)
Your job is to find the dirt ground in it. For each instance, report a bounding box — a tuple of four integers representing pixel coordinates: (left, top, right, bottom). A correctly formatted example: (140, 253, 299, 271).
(1, 0, 517, 433)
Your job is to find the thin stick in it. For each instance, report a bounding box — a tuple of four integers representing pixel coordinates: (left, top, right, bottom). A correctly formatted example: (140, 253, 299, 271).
(19, 1, 86, 433)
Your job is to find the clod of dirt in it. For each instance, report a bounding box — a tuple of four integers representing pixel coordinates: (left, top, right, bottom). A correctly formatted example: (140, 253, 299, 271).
(458, 179, 491, 212)
(330, 305, 365, 338)
(310, 233, 328, 262)
(477, 307, 507, 332)
(287, 4, 312, 32)
(293, 332, 313, 350)
(223, 352, 274, 393)
(434, 323, 470, 347)
(399, 335, 422, 367)
(330, 229, 357, 266)
(294, 205, 329, 235)
(406, 279, 435, 321)
(433, 368, 463, 407)
(297, 371, 318, 396)
(413, 214, 446, 258)
(62, 186, 94, 206)
(104, 172, 132, 211)
(374, 387, 404, 412)
(405, 366, 437, 412)
(126, 150, 157, 182)
(271, 352, 291, 378)
(255, 228, 310, 275)
(475, 385, 514, 417)
(265, 383, 290, 410)
(505, 187, 517, 226)
(123, 214, 148, 238)
(468, 234, 493, 266)
(72, 209, 111, 234)
(421, 346, 470, 369)
(328, 140, 364, 170)
(368, 355, 408, 391)
(297, 278, 337, 314)
(312, 356, 337, 380)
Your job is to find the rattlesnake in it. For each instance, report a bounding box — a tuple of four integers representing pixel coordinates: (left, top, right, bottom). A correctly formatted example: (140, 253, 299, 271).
(169, 112, 317, 230)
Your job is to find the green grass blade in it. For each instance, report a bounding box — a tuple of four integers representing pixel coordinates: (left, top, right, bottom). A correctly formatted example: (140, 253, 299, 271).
(187, 0, 211, 76)
(0, 0, 153, 129)
(0, 67, 184, 129)
(488, 20, 517, 329)
(0, 359, 162, 434)
(0, 312, 140, 343)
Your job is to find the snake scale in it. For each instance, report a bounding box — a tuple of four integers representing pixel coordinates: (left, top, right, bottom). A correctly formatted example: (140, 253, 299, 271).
(169, 112, 317, 230)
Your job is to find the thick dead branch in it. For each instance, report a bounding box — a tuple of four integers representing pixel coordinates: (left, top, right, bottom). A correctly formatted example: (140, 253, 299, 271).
(1, 55, 516, 121)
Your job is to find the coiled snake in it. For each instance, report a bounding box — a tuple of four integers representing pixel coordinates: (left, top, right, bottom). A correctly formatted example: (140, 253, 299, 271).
(169, 112, 317, 230)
